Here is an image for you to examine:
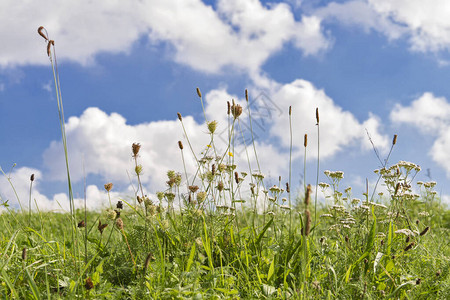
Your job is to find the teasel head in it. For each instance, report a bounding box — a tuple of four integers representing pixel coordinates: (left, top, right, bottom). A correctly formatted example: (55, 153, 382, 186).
(305, 184, 312, 206)
(315, 107, 319, 125)
(286, 182, 290, 193)
(104, 183, 113, 192)
(132, 143, 141, 158)
(177, 112, 182, 121)
(30, 174, 35, 182)
(393, 134, 398, 145)
(196, 87, 202, 98)
(178, 141, 183, 150)
(304, 134, 308, 147)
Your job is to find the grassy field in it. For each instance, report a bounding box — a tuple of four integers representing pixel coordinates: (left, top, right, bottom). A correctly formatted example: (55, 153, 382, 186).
(0, 27, 449, 299)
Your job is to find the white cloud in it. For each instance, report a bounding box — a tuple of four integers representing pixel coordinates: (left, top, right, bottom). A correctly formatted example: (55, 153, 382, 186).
(267, 79, 389, 159)
(316, 0, 450, 54)
(1, 0, 330, 73)
(0, 166, 115, 211)
(390, 92, 450, 177)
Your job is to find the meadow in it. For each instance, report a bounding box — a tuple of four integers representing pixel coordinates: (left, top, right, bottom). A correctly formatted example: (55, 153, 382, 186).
(0, 27, 449, 299)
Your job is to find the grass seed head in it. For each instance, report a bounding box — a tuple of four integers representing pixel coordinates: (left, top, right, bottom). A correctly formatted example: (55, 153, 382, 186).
(37, 26, 48, 40)
(196, 87, 202, 98)
(177, 112, 182, 121)
(178, 141, 183, 150)
(104, 183, 113, 192)
(393, 134, 398, 145)
(305, 184, 312, 205)
(22, 248, 27, 260)
(289, 106, 292, 116)
(304, 134, 308, 147)
(231, 102, 242, 119)
(207, 120, 217, 134)
(132, 143, 141, 157)
(286, 182, 290, 193)
(46, 40, 54, 57)
(316, 107, 319, 124)
(30, 174, 35, 182)
(420, 226, 430, 236)
(245, 89, 249, 102)
(304, 210, 311, 236)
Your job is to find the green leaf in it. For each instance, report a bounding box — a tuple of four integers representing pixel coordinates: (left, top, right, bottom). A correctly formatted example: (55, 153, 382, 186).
(256, 218, 273, 247)
(186, 243, 196, 272)
(267, 258, 275, 282)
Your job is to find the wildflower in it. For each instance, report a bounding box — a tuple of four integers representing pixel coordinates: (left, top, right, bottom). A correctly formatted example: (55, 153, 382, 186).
(135, 165, 143, 175)
(116, 218, 124, 230)
(280, 205, 291, 210)
(189, 185, 199, 193)
(395, 229, 416, 236)
(320, 214, 333, 218)
(231, 103, 243, 119)
(319, 182, 330, 189)
(156, 192, 164, 201)
(269, 185, 281, 194)
(228, 152, 233, 157)
(165, 192, 175, 202)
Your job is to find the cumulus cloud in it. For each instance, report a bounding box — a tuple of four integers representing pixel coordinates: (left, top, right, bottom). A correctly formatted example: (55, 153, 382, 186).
(0, 166, 116, 211)
(391, 92, 450, 177)
(316, 0, 450, 54)
(1, 0, 330, 73)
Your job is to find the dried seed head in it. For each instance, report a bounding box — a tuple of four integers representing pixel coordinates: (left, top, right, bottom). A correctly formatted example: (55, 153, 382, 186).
(304, 210, 311, 236)
(394, 182, 401, 196)
(104, 183, 113, 192)
(177, 112, 182, 121)
(197, 191, 207, 203)
(234, 171, 239, 184)
(116, 218, 124, 230)
(289, 106, 292, 116)
(116, 201, 123, 209)
(245, 89, 249, 102)
(211, 164, 216, 175)
(227, 101, 230, 115)
(393, 134, 398, 145)
(419, 226, 430, 236)
(178, 141, 183, 150)
(416, 278, 421, 285)
(217, 181, 224, 191)
(251, 186, 255, 195)
(30, 174, 35, 182)
(404, 242, 414, 251)
(207, 120, 217, 134)
(286, 182, 290, 193)
(231, 103, 243, 119)
(189, 185, 199, 193)
(143, 252, 154, 274)
(47, 40, 54, 57)
(85, 277, 94, 290)
(98, 220, 108, 234)
(37, 26, 48, 40)
(305, 184, 312, 206)
(22, 248, 27, 260)
(78, 220, 86, 228)
(304, 134, 308, 147)
(196, 87, 202, 98)
(137, 195, 143, 204)
(315, 107, 319, 124)
(132, 143, 141, 157)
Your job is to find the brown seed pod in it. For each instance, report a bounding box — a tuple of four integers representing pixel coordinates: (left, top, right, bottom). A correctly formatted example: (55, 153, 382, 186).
(85, 277, 94, 290)
(178, 141, 183, 150)
(315, 107, 319, 124)
(404, 242, 414, 251)
(196, 87, 202, 98)
(289, 106, 292, 116)
(132, 143, 141, 157)
(104, 183, 113, 192)
(304, 134, 308, 147)
(419, 226, 430, 236)
(22, 248, 27, 260)
(38, 26, 48, 40)
(177, 112, 182, 121)
(286, 182, 290, 193)
(245, 89, 248, 102)
(393, 134, 398, 145)
(98, 220, 108, 234)
(234, 171, 239, 184)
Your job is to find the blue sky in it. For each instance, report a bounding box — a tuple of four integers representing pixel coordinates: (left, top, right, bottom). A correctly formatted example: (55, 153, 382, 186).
(1, 0, 450, 211)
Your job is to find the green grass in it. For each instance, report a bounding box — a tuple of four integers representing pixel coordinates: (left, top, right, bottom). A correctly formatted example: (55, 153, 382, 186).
(0, 27, 449, 299)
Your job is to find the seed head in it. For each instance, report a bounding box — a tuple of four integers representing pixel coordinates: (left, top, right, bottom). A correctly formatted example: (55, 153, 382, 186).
(207, 120, 217, 134)
(196, 87, 202, 98)
(304, 210, 311, 236)
(85, 277, 94, 290)
(78, 220, 86, 228)
(177, 112, 182, 121)
(104, 183, 113, 192)
(37, 26, 48, 40)
(217, 181, 224, 191)
(393, 134, 398, 145)
(227, 101, 230, 115)
(132, 143, 141, 157)
(189, 185, 199, 193)
(289, 106, 292, 116)
(197, 191, 207, 203)
(235, 171, 239, 184)
(286, 182, 290, 193)
(178, 141, 183, 150)
(30, 174, 35, 182)
(116, 218, 124, 230)
(98, 220, 108, 234)
(245, 89, 249, 102)
(47, 40, 54, 57)
(135, 165, 143, 175)
(231, 103, 243, 119)
(404, 242, 414, 251)
(316, 107, 319, 124)
(116, 201, 123, 209)
(419, 226, 430, 236)
(305, 184, 312, 206)
(22, 248, 27, 260)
